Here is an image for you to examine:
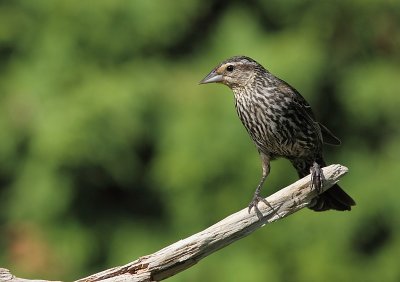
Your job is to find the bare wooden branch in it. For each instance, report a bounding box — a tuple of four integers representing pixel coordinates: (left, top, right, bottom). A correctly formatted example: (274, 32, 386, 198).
(0, 268, 61, 282)
(1, 164, 348, 282)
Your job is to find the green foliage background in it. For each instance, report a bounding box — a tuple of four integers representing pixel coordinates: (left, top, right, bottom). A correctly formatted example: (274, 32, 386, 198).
(1, 1, 399, 281)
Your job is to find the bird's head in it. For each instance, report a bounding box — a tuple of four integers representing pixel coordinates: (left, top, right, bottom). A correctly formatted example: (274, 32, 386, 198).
(199, 56, 264, 89)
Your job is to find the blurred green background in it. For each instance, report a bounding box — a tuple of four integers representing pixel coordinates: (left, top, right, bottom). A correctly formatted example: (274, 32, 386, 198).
(1, 1, 399, 281)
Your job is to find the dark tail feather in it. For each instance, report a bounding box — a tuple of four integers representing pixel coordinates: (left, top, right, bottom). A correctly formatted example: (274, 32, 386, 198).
(308, 183, 356, 212)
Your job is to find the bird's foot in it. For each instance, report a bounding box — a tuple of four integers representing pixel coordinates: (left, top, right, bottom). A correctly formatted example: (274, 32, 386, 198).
(310, 161, 324, 193)
(248, 192, 272, 213)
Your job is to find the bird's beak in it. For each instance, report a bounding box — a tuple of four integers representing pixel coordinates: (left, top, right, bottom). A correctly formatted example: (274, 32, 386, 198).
(199, 70, 223, 84)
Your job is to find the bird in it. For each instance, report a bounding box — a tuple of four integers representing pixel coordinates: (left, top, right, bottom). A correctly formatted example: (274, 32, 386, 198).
(199, 55, 356, 212)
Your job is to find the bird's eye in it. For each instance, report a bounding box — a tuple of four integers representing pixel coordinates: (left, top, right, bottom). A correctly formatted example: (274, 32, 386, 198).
(226, 65, 234, 72)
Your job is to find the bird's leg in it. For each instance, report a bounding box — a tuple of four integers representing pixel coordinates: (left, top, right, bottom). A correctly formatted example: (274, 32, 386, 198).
(248, 153, 271, 213)
(310, 161, 324, 193)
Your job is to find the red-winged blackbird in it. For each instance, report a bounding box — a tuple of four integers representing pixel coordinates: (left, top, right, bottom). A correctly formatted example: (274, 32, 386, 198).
(200, 56, 355, 212)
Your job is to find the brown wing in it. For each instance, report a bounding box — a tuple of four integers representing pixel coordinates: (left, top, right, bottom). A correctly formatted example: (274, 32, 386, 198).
(318, 122, 341, 146)
(277, 78, 341, 146)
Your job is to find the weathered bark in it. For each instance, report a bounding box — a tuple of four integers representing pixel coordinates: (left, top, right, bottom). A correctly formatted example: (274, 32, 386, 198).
(1, 164, 349, 282)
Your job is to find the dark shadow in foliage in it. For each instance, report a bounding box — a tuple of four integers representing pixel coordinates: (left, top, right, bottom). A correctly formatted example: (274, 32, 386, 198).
(62, 143, 166, 226)
(0, 135, 29, 209)
(163, 0, 295, 59)
(313, 69, 347, 142)
(59, 139, 168, 273)
(163, 0, 229, 58)
(352, 213, 393, 257)
(0, 44, 14, 71)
